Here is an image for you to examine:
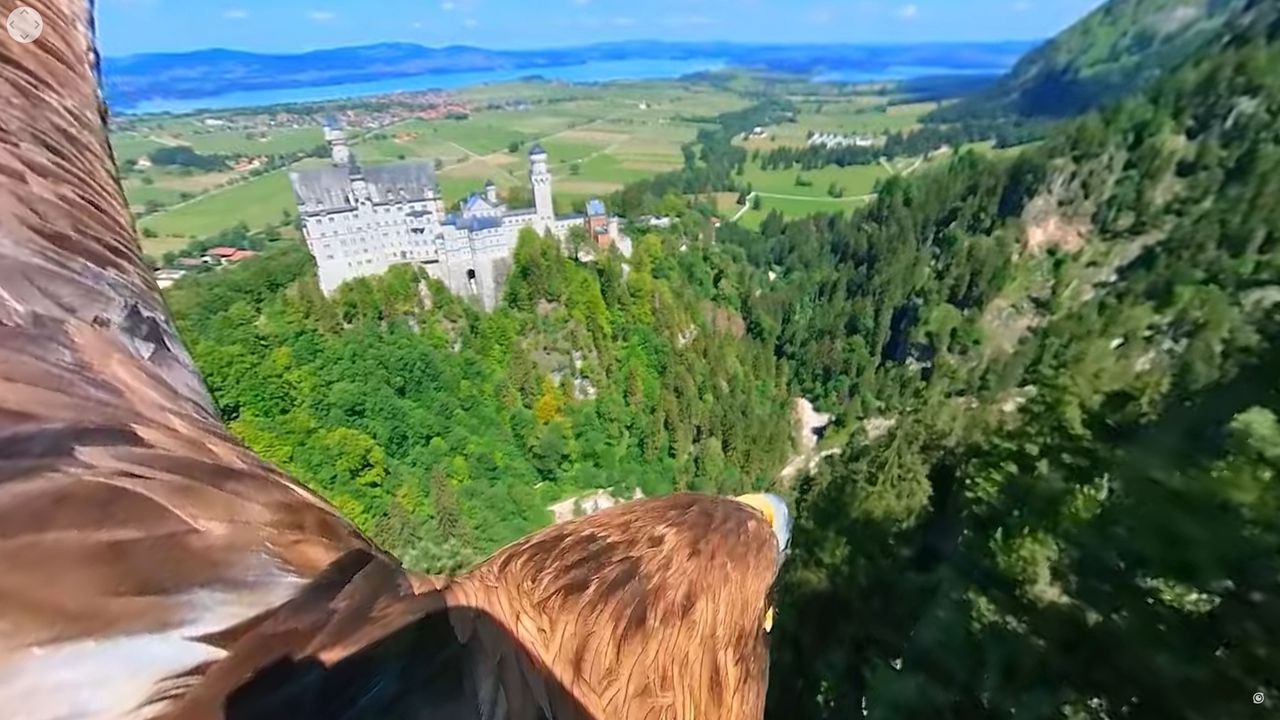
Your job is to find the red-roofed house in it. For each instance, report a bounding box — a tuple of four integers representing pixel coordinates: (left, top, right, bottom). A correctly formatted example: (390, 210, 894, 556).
(207, 246, 240, 258)
(227, 250, 258, 263)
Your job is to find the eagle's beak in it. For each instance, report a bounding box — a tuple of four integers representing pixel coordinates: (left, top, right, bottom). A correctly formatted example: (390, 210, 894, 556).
(735, 493, 793, 557)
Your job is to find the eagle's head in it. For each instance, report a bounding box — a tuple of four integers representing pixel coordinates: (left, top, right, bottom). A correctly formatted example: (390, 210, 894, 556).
(444, 492, 793, 719)
(734, 492, 793, 632)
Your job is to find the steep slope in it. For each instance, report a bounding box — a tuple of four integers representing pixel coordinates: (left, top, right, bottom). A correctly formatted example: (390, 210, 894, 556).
(733, 1, 1280, 716)
(937, 0, 1247, 119)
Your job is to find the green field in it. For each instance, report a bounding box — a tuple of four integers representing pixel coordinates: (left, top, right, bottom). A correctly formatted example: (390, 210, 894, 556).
(350, 85, 740, 205)
(111, 133, 167, 161)
(743, 160, 891, 199)
(713, 158, 901, 228)
(138, 169, 295, 240)
(111, 124, 325, 159)
(184, 127, 324, 156)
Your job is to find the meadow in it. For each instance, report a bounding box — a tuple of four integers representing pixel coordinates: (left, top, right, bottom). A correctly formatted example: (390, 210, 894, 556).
(737, 96, 940, 151)
(742, 161, 890, 199)
(137, 169, 295, 249)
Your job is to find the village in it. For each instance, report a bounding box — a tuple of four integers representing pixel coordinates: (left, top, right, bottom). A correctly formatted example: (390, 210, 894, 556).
(109, 89, 475, 137)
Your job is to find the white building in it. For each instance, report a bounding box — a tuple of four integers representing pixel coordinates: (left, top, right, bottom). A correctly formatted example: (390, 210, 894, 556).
(807, 131, 876, 149)
(290, 119, 622, 308)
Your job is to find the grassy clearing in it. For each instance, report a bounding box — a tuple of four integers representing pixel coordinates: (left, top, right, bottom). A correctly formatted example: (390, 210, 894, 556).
(184, 127, 324, 156)
(111, 133, 166, 161)
(539, 139, 611, 164)
(742, 161, 890, 199)
(139, 234, 195, 258)
(756, 194, 874, 216)
(138, 170, 295, 238)
(122, 167, 245, 214)
(424, 119, 533, 155)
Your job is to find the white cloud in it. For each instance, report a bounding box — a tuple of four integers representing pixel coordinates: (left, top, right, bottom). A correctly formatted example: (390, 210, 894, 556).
(441, 1, 456, 10)
(412, 21, 424, 28)
(1012, 0, 1032, 11)
(897, 3, 919, 19)
(222, 8, 247, 20)
(463, 17, 479, 27)
(308, 9, 335, 21)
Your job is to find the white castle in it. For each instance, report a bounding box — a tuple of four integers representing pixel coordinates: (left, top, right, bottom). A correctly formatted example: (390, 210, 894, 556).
(290, 119, 621, 308)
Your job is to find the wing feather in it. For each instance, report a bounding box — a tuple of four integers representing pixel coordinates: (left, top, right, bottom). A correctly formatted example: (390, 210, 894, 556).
(0, 4, 422, 715)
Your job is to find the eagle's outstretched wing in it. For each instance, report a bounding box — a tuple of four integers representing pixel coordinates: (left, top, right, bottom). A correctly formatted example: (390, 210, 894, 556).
(0, 3, 790, 719)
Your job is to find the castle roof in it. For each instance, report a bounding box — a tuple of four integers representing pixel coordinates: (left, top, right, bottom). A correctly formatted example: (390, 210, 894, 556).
(290, 159, 438, 212)
(586, 198, 606, 216)
(447, 214, 504, 232)
(528, 143, 547, 157)
(484, 178, 496, 187)
(462, 192, 503, 214)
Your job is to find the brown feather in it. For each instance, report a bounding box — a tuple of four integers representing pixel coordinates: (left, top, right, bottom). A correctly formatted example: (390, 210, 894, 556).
(0, 3, 784, 719)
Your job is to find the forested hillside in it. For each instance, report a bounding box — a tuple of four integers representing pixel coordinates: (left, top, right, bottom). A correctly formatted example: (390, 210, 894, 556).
(753, 3, 1280, 716)
(164, 228, 794, 571)
(935, 0, 1246, 119)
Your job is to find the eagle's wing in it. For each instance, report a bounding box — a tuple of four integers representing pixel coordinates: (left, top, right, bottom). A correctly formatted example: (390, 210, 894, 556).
(0, 4, 787, 720)
(0, 3, 442, 717)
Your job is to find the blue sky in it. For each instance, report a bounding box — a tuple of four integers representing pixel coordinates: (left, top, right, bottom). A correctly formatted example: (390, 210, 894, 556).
(97, 0, 1107, 56)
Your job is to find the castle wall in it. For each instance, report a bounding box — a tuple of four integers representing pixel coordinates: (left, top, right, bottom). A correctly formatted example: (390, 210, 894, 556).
(297, 142, 618, 308)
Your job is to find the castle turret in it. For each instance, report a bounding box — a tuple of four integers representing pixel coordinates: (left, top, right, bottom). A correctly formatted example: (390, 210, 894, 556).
(324, 115, 351, 167)
(529, 144, 553, 223)
(484, 179, 498, 205)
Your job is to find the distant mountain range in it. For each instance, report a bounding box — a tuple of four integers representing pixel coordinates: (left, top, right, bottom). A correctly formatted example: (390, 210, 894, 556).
(100, 40, 1037, 110)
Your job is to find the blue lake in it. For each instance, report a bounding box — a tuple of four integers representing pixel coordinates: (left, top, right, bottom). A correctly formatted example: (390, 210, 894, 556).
(810, 65, 1008, 83)
(118, 58, 731, 115)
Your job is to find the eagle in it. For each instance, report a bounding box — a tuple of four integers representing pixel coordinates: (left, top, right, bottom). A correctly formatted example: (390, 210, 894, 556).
(0, 3, 794, 719)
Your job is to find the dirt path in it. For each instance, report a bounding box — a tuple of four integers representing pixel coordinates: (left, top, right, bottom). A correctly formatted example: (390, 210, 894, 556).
(777, 398, 840, 484)
(731, 193, 757, 221)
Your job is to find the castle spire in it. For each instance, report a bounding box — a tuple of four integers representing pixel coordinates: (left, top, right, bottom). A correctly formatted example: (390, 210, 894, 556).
(529, 144, 552, 223)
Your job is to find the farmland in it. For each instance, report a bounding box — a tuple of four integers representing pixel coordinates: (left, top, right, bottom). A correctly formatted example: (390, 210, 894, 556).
(112, 75, 980, 257)
(118, 81, 749, 254)
(136, 170, 296, 244)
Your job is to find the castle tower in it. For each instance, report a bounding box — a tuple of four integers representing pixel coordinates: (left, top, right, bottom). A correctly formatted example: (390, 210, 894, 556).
(529, 144, 553, 223)
(484, 179, 498, 205)
(350, 166, 369, 203)
(324, 115, 351, 167)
